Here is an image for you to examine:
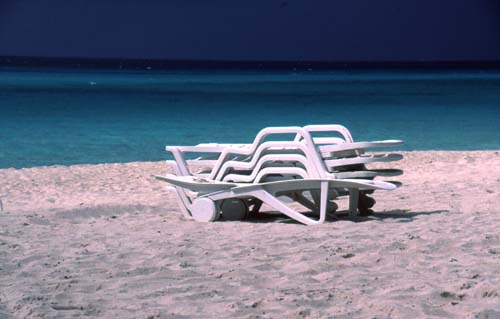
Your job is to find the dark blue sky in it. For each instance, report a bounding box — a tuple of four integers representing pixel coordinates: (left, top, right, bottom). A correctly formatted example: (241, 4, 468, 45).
(1, 0, 500, 61)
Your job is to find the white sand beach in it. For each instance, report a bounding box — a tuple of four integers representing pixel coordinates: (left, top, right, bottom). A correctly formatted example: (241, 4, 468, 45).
(1, 151, 499, 318)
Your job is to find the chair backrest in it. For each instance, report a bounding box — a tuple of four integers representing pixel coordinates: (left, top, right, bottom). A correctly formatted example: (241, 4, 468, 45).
(166, 124, 387, 183)
(209, 125, 358, 182)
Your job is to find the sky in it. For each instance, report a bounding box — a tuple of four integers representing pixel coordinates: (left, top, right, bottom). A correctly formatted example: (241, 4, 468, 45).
(0, 0, 500, 61)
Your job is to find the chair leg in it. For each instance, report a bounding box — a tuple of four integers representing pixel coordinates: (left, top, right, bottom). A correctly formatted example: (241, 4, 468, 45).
(310, 190, 321, 210)
(319, 181, 328, 222)
(166, 160, 193, 219)
(292, 192, 318, 212)
(249, 199, 263, 214)
(169, 186, 192, 219)
(349, 188, 359, 217)
(248, 181, 329, 226)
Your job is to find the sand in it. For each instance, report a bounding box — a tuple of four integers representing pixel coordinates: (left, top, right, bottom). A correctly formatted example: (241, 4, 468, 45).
(0, 151, 499, 319)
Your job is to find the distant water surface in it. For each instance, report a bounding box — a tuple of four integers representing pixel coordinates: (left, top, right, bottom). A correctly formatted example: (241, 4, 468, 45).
(0, 68, 499, 168)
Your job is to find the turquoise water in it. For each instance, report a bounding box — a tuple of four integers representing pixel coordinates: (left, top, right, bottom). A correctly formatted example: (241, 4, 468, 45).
(1, 68, 499, 169)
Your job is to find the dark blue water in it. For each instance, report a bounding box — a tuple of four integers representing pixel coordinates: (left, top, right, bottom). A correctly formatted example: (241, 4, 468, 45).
(1, 68, 499, 168)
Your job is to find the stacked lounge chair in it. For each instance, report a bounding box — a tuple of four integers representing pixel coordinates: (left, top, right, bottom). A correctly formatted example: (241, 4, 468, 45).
(155, 125, 403, 225)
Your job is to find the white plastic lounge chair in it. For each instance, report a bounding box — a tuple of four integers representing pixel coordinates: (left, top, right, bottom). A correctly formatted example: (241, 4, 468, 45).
(164, 125, 355, 218)
(162, 125, 402, 218)
(156, 125, 403, 225)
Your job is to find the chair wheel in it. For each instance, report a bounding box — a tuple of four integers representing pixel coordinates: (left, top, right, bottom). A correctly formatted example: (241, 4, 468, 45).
(191, 198, 219, 222)
(220, 199, 248, 221)
(364, 196, 376, 208)
(359, 193, 376, 209)
(328, 201, 339, 213)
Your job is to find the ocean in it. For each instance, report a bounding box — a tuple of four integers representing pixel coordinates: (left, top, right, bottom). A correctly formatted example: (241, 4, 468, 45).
(1, 68, 499, 169)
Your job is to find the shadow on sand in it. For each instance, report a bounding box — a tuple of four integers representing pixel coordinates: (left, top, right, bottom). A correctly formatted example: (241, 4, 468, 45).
(240, 209, 448, 225)
(55, 204, 448, 226)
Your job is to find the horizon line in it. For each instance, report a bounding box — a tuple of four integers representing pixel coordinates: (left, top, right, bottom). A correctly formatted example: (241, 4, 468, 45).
(2, 55, 500, 71)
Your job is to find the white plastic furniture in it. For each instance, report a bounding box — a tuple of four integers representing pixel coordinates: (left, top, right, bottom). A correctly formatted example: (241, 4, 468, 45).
(156, 124, 403, 225)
